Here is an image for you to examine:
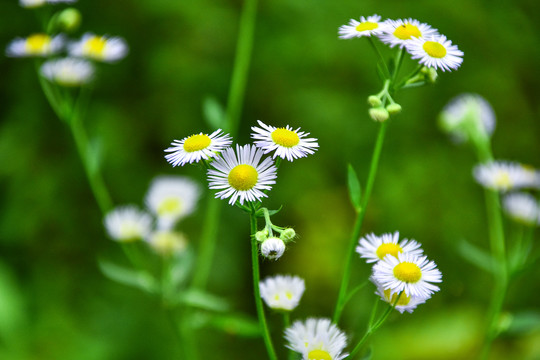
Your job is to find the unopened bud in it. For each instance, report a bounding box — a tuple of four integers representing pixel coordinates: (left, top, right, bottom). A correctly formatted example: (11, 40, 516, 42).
(260, 237, 285, 260)
(280, 228, 296, 242)
(368, 95, 382, 107)
(425, 68, 438, 84)
(369, 107, 389, 122)
(56, 8, 82, 33)
(386, 103, 402, 115)
(255, 229, 269, 242)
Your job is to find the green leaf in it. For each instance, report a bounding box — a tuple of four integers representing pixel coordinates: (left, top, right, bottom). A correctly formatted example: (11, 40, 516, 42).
(255, 205, 283, 218)
(502, 311, 540, 335)
(176, 289, 229, 312)
(98, 259, 158, 294)
(202, 96, 225, 130)
(347, 164, 362, 212)
(168, 248, 195, 289)
(208, 313, 261, 337)
(456, 239, 493, 273)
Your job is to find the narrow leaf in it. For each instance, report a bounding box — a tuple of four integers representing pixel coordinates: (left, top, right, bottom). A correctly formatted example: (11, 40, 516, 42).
(207, 313, 261, 337)
(98, 259, 158, 294)
(347, 164, 362, 212)
(504, 311, 540, 335)
(176, 289, 230, 312)
(255, 205, 283, 218)
(202, 96, 225, 130)
(457, 239, 493, 273)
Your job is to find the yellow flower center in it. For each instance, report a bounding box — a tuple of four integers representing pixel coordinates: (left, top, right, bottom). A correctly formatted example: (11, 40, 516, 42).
(376, 243, 403, 260)
(393, 23, 422, 40)
(271, 128, 300, 148)
(383, 289, 411, 306)
(25, 34, 51, 53)
(423, 41, 447, 58)
(183, 134, 211, 152)
(228, 164, 258, 191)
(356, 22, 378, 32)
(308, 350, 332, 360)
(158, 197, 182, 216)
(393, 262, 422, 283)
(119, 224, 141, 242)
(285, 291, 293, 300)
(494, 172, 512, 188)
(84, 36, 107, 57)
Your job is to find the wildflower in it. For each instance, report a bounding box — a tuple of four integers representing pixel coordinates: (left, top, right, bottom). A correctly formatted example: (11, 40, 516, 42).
(145, 176, 201, 230)
(69, 33, 128, 62)
(356, 232, 423, 263)
(280, 228, 296, 242)
(372, 252, 442, 299)
(40, 57, 94, 86)
(439, 94, 495, 143)
(473, 161, 540, 192)
(503, 193, 540, 226)
(251, 120, 319, 162)
(146, 230, 188, 256)
(378, 18, 438, 48)
(368, 107, 389, 122)
(371, 276, 426, 313)
(260, 237, 286, 260)
(285, 318, 348, 360)
(338, 15, 388, 39)
(19, 0, 76, 8)
(259, 275, 305, 311)
(104, 206, 152, 242)
(406, 35, 463, 72)
(207, 144, 277, 205)
(6, 34, 64, 57)
(164, 129, 232, 167)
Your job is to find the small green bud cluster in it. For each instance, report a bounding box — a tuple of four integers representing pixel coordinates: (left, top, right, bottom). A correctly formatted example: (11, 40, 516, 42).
(367, 95, 401, 122)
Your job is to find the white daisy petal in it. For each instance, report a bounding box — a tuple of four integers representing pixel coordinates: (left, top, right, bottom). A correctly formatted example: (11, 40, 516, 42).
(251, 120, 319, 162)
(370, 276, 426, 313)
(69, 33, 128, 62)
(6, 33, 64, 57)
(208, 144, 277, 205)
(19, 0, 76, 8)
(104, 205, 152, 242)
(40, 57, 94, 86)
(503, 192, 540, 226)
(260, 237, 286, 260)
(259, 274, 305, 311)
(406, 34, 463, 72)
(378, 18, 438, 48)
(164, 129, 232, 166)
(473, 161, 540, 192)
(338, 14, 388, 39)
(356, 231, 423, 263)
(285, 318, 348, 360)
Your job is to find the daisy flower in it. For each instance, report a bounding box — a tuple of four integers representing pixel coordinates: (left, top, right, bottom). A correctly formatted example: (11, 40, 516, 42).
(372, 252, 442, 299)
(503, 193, 540, 226)
(406, 35, 464, 72)
(439, 93, 495, 143)
(19, 0, 76, 8)
(251, 120, 319, 162)
(207, 144, 277, 205)
(473, 161, 540, 192)
(259, 275, 305, 311)
(338, 14, 388, 39)
(260, 237, 286, 260)
(164, 129, 232, 167)
(6, 33, 64, 57)
(285, 318, 348, 360)
(104, 206, 153, 242)
(371, 276, 426, 314)
(146, 230, 188, 256)
(40, 57, 94, 87)
(145, 176, 201, 230)
(69, 33, 128, 62)
(356, 232, 423, 263)
(378, 18, 438, 48)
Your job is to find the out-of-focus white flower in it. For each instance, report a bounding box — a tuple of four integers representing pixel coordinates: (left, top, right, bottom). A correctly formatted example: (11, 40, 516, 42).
(503, 192, 540, 226)
(19, 0, 76, 8)
(260, 237, 286, 260)
(6, 34, 64, 57)
(41, 57, 94, 86)
(104, 205, 152, 242)
(146, 230, 188, 256)
(356, 231, 423, 263)
(69, 33, 128, 62)
(259, 275, 305, 311)
(338, 15, 389, 39)
(406, 35, 463, 72)
(164, 129, 232, 167)
(285, 318, 348, 360)
(145, 176, 201, 230)
(473, 161, 540, 192)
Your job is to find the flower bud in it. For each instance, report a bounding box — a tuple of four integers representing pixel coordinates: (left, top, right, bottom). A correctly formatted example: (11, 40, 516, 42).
(255, 229, 269, 242)
(260, 237, 286, 260)
(369, 107, 389, 122)
(280, 228, 296, 242)
(425, 68, 438, 84)
(367, 95, 382, 107)
(386, 103, 402, 115)
(56, 8, 82, 33)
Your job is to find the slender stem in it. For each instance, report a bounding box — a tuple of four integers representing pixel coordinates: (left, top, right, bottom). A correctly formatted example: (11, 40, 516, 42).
(165, 307, 197, 360)
(249, 209, 278, 360)
(392, 48, 404, 84)
(283, 312, 295, 360)
(333, 121, 389, 323)
(224, 0, 258, 136)
(367, 37, 390, 78)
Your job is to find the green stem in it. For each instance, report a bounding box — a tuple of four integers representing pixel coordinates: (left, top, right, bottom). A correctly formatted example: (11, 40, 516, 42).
(283, 312, 295, 360)
(333, 121, 389, 323)
(165, 307, 197, 360)
(250, 208, 278, 360)
(367, 37, 390, 78)
(224, 0, 258, 136)
(392, 48, 404, 84)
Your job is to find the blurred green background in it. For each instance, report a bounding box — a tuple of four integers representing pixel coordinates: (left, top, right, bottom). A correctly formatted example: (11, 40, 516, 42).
(1, 0, 540, 359)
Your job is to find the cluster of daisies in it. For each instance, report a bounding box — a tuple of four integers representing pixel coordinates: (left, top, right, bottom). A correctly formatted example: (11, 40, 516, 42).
(356, 232, 442, 313)
(103, 176, 201, 256)
(6, 0, 128, 87)
(339, 15, 463, 72)
(440, 94, 540, 227)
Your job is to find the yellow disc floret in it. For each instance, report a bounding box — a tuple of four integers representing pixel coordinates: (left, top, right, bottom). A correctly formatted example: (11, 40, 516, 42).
(494, 171, 512, 189)
(271, 128, 300, 148)
(228, 164, 258, 191)
(393, 262, 422, 283)
(393, 23, 421, 40)
(423, 41, 447, 58)
(84, 36, 107, 57)
(183, 134, 211, 152)
(356, 22, 378, 32)
(25, 34, 51, 54)
(158, 197, 182, 216)
(376, 243, 403, 260)
(383, 289, 411, 306)
(308, 349, 332, 360)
